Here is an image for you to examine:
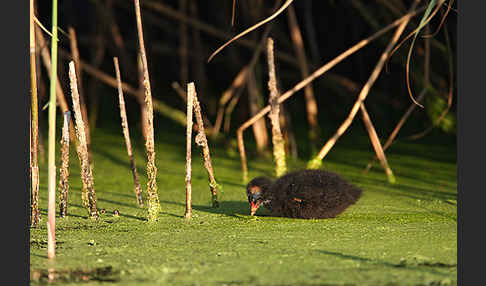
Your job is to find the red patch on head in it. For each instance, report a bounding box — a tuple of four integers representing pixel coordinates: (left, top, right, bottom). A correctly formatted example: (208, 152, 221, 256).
(249, 186, 260, 195)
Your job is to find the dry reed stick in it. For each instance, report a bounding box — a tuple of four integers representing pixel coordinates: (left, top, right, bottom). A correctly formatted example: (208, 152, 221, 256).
(324, 67, 395, 181)
(193, 91, 220, 208)
(286, 4, 319, 147)
(266, 38, 287, 177)
(30, 0, 40, 227)
(364, 88, 427, 173)
(236, 6, 425, 177)
(323, 70, 416, 178)
(68, 27, 92, 163)
(136, 53, 149, 141)
(364, 23, 432, 173)
(134, 0, 161, 221)
(58, 111, 70, 217)
(184, 83, 195, 219)
(309, 0, 420, 168)
(69, 61, 99, 219)
(114, 57, 144, 207)
(359, 105, 396, 183)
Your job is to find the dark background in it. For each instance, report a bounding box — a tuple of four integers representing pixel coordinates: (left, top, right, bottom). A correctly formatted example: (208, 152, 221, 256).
(33, 0, 457, 154)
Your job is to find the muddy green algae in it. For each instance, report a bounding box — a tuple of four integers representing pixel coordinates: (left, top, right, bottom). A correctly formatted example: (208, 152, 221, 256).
(30, 126, 457, 286)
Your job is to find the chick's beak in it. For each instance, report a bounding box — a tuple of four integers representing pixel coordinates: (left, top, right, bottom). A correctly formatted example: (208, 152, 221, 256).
(250, 201, 261, 216)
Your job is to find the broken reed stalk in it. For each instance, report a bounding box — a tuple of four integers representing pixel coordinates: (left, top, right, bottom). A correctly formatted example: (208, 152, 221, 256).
(309, 0, 420, 169)
(364, 88, 427, 173)
(364, 25, 431, 173)
(324, 71, 407, 179)
(47, 0, 58, 259)
(325, 64, 395, 182)
(134, 0, 161, 221)
(359, 105, 396, 183)
(184, 83, 195, 219)
(68, 27, 92, 164)
(286, 4, 319, 148)
(193, 91, 220, 208)
(69, 61, 99, 219)
(30, 0, 40, 227)
(266, 38, 287, 177)
(114, 57, 143, 207)
(236, 6, 424, 178)
(58, 111, 71, 217)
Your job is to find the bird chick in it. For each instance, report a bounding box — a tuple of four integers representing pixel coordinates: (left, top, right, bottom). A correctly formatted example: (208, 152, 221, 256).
(246, 169, 362, 219)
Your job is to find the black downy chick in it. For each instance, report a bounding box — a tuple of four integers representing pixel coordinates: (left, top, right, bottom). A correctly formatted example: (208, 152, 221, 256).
(246, 169, 362, 219)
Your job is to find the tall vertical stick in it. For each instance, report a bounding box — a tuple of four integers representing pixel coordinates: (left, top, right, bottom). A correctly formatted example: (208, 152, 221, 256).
(114, 57, 144, 207)
(184, 83, 195, 219)
(47, 0, 59, 260)
(69, 61, 99, 219)
(58, 111, 71, 217)
(137, 54, 149, 140)
(266, 38, 287, 177)
(68, 27, 92, 164)
(193, 91, 220, 208)
(30, 0, 40, 227)
(134, 0, 160, 221)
